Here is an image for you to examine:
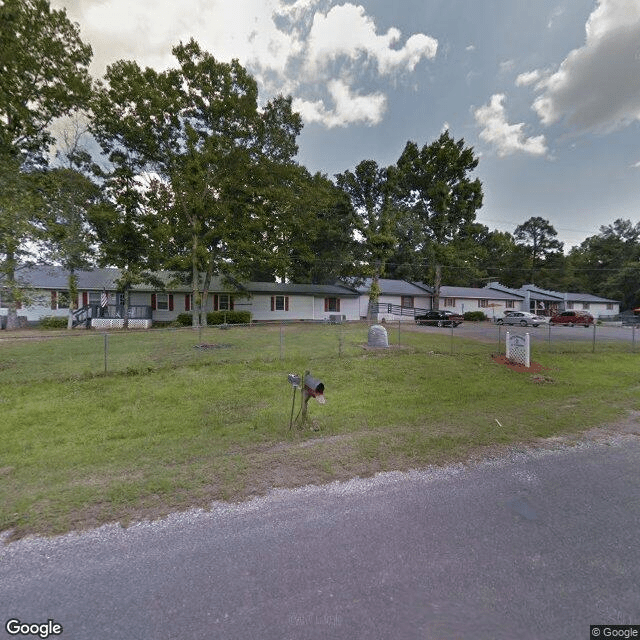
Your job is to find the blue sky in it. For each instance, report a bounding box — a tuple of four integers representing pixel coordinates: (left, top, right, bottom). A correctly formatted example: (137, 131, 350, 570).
(53, 0, 640, 248)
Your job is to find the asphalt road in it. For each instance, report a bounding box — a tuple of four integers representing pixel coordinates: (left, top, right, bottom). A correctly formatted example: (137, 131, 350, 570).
(415, 319, 640, 346)
(2, 429, 640, 640)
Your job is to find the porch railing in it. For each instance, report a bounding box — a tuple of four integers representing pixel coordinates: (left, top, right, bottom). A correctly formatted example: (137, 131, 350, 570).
(72, 304, 152, 328)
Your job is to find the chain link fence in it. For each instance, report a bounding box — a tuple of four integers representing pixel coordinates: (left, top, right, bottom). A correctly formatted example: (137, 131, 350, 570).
(0, 319, 637, 385)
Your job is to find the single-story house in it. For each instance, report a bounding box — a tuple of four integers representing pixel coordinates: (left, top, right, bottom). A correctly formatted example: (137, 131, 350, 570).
(485, 283, 619, 318)
(347, 278, 433, 322)
(0, 266, 622, 328)
(0, 265, 361, 327)
(433, 285, 523, 320)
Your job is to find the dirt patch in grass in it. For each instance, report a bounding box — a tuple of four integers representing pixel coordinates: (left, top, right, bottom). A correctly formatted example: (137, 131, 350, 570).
(491, 353, 551, 375)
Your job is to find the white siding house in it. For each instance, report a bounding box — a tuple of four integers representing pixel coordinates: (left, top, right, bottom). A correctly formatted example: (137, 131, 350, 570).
(350, 278, 433, 322)
(435, 286, 523, 320)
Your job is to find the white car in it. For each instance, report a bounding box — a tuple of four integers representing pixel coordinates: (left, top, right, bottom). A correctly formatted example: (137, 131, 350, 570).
(496, 311, 548, 327)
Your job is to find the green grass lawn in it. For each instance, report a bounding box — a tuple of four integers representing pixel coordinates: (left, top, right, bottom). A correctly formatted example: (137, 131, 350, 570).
(2, 323, 639, 541)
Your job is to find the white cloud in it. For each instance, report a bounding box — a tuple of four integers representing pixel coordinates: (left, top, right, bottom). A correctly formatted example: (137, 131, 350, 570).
(305, 3, 437, 76)
(516, 70, 543, 87)
(530, 0, 640, 132)
(53, 0, 437, 129)
(474, 94, 548, 157)
(292, 79, 386, 127)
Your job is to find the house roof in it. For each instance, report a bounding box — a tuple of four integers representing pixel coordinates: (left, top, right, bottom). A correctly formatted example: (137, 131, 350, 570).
(439, 285, 522, 301)
(349, 278, 432, 296)
(486, 282, 564, 302)
(564, 292, 617, 303)
(4, 266, 358, 297)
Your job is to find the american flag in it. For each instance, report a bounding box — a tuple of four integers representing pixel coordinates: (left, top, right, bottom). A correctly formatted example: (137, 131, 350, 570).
(100, 291, 108, 308)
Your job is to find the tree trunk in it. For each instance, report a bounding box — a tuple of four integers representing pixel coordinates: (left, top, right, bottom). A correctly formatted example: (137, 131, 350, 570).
(200, 262, 213, 327)
(433, 264, 441, 310)
(67, 270, 77, 329)
(191, 230, 200, 327)
(5, 251, 19, 330)
(123, 284, 130, 330)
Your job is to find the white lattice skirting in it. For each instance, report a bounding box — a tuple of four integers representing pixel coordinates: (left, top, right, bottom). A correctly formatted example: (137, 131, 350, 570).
(91, 319, 152, 329)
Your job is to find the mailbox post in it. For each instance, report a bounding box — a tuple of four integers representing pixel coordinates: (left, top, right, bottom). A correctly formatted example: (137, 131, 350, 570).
(288, 370, 325, 428)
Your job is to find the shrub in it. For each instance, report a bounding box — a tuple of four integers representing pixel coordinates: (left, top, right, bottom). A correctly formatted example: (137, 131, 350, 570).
(206, 310, 251, 325)
(39, 316, 68, 329)
(463, 311, 487, 322)
(175, 313, 193, 326)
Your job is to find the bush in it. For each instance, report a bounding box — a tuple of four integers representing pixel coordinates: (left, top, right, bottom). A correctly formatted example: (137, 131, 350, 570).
(174, 311, 252, 326)
(175, 313, 193, 326)
(206, 310, 251, 325)
(39, 316, 68, 329)
(463, 311, 487, 322)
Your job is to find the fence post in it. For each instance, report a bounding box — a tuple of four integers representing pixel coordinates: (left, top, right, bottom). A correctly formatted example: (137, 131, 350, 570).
(280, 322, 284, 360)
(592, 322, 596, 353)
(104, 333, 108, 373)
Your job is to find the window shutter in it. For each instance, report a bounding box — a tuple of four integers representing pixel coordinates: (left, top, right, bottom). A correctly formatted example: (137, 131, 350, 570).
(151, 294, 157, 310)
(285, 296, 289, 311)
(213, 294, 218, 311)
(336, 298, 341, 312)
(230, 297, 234, 311)
(82, 292, 88, 307)
(324, 298, 329, 312)
(185, 294, 190, 311)
(51, 291, 57, 310)
(271, 296, 275, 311)
(168, 294, 174, 311)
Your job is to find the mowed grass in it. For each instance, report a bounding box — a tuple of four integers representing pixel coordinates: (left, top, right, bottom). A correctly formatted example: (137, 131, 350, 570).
(1, 323, 639, 541)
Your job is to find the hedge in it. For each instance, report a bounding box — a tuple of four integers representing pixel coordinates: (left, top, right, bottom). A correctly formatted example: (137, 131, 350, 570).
(174, 311, 252, 326)
(39, 316, 69, 329)
(463, 311, 487, 322)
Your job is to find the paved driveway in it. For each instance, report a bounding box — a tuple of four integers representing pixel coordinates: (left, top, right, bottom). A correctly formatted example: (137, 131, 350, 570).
(2, 428, 640, 640)
(411, 320, 640, 347)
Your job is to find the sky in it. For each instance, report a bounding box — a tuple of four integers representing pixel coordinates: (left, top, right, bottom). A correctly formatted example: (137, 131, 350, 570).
(50, 0, 640, 250)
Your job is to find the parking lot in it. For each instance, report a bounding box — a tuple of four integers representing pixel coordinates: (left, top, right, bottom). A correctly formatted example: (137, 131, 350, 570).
(411, 319, 640, 347)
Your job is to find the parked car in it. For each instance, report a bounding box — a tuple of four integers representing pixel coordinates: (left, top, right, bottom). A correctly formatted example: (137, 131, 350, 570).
(415, 310, 464, 327)
(496, 311, 547, 327)
(549, 310, 594, 327)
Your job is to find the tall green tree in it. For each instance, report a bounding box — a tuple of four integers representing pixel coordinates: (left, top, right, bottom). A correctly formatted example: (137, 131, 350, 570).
(37, 167, 100, 327)
(566, 219, 640, 309)
(335, 160, 397, 315)
(263, 168, 358, 284)
(91, 40, 303, 326)
(513, 216, 563, 285)
(387, 132, 484, 285)
(0, 0, 92, 328)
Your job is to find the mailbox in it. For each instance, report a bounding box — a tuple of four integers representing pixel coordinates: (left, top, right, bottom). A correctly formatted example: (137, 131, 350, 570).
(303, 374, 324, 397)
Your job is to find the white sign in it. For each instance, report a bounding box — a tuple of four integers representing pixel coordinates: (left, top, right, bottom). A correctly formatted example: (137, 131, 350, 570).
(506, 331, 530, 367)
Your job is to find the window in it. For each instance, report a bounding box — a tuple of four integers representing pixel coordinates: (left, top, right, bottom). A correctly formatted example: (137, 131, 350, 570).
(151, 293, 174, 311)
(566, 302, 574, 309)
(606, 303, 613, 310)
(88, 291, 102, 306)
(50, 291, 70, 310)
(401, 296, 414, 308)
(478, 299, 489, 308)
(324, 297, 340, 312)
(156, 293, 169, 310)
(505, 300, 515, 309)
(444, 297, 455, 307)
(582, 303, 590, 310)
(271, 295, 289, 311)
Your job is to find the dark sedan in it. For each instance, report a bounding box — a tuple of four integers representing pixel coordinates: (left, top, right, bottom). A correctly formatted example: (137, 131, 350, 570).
(415, 310, 464, 327)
